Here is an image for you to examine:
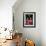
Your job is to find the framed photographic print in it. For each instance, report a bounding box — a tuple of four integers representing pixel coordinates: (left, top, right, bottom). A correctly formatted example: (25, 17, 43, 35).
(23, 12, 36, 28)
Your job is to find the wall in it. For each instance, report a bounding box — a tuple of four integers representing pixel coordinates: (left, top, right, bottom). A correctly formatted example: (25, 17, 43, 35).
(41, 0, 46, 46)
(0, 0, 16, 30)
(13, 0, 41, 46)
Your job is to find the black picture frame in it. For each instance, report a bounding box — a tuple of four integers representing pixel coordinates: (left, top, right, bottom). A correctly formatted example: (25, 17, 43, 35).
(23, 12, 36, 28)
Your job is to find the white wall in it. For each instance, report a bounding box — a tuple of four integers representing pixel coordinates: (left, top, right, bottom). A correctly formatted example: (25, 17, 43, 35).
(13, 0, 46, 46)
(13, 0, 41, 46)
(41, 0, 46, 46)
(0, 0, 16, 30)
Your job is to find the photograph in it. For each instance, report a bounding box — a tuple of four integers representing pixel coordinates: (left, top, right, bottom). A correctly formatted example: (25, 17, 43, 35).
(23, 12, 36, 28)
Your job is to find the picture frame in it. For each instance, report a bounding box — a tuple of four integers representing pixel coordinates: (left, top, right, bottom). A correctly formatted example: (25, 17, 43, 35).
(23, 12, 36, 28)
